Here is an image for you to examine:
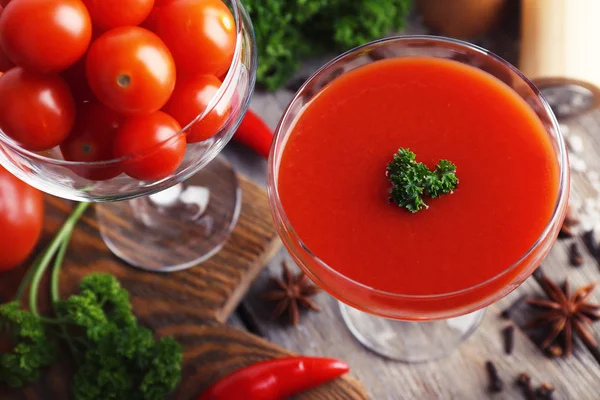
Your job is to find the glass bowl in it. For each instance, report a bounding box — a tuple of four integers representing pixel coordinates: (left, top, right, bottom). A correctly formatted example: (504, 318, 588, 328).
(0, 0, 257, 271)
(267, 36, 569, 362)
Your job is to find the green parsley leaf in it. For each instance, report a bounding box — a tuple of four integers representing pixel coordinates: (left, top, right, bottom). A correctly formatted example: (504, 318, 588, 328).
(0, 302, 56, 388)
(387, 148, 459, 212)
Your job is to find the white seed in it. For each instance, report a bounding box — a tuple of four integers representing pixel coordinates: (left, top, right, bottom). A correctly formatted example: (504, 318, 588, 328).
(559, 123, 570, 136)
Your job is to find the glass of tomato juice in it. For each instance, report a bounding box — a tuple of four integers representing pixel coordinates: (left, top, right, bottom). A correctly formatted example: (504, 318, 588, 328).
(268, 36, 569, 361)
(0, 0, 257, 271)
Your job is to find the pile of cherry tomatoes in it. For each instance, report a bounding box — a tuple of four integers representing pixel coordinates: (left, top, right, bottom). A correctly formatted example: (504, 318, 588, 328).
(0, 0, 236, 181)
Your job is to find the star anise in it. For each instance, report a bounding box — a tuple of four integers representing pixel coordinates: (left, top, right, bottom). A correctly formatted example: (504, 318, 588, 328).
(260, 261, 321, 326)
(558, 208, 579, 238)
(525, 273, 600, 356)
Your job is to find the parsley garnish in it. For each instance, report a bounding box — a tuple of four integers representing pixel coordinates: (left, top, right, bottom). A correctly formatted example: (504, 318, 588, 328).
(387, 148, 458, 213)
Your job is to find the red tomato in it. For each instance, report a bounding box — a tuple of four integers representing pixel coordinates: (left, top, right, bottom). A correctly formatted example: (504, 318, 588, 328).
(0, 0, 92, 73)
(86, 26, 176, 116)
(154, 0, 236, 77)
(0, 45, 12, 72)
(163, 74, 229, 143)
(60, 102, 124, 180)
(0, 165, 44, 272)
(0, 68, 76, 151)
(62, 57, 94, 103)
(141, 0, 178, 31)
(0, 7, 13, 72)
(0, 0, 10, 7)
(113, 111, 185, 181)
(83, 0, 154, 30)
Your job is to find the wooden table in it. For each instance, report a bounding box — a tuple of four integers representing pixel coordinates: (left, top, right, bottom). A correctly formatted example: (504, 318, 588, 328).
(221, 28, 600, 398)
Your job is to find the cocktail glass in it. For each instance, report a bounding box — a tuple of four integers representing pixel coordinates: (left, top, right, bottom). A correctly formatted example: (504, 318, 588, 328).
(267, 36, 569, 362)
(0, 0, 257, 272)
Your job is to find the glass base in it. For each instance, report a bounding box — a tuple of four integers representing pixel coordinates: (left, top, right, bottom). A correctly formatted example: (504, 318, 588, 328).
(96, 156, 241, 272)
(339, 302, 484, 363)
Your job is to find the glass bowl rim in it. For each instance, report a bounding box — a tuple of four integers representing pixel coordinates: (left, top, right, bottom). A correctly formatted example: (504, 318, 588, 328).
(267, 35, 570, 300)
(0, 0, 247, 167)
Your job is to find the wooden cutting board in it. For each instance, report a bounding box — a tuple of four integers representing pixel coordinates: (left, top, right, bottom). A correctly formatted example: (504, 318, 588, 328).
(0, 175, 366, 400)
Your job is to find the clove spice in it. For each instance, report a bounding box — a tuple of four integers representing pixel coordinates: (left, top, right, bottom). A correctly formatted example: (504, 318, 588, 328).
(583, 230, 600, 261)
(569, 242, 584, 267)
(558, 223, 573, 238)
(502, 325, 515, 355)
(559, 207, 579, 239)
(536, 382, 555, 400)
(500, 294, 526, 320)
(546, 344, 563, 358)
(516, 372, 536, 400)
(485, 361, 503, 393)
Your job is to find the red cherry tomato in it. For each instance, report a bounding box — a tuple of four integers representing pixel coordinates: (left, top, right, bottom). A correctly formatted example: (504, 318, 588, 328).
(163, 74, 229, 143)
(141, 0, 177, 31)
(0, 164, 44, 272)
(0, 45, 12, 72)
(86, 26, 176, 116)
(113, 111, 185, 181)
(155, 0, 236, 77)
(0, 7, 13, 72)
(0, 68, 76, 151)
(60, 102, 124, 181)
(83, 0, 154, 30)
(0, 0, 92, 73)
(62, 57, 94, 103)
(0, 0, 9, 6)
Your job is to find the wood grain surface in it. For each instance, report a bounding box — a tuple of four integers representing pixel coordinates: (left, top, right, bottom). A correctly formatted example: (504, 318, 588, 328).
(0, 174, 366, 399)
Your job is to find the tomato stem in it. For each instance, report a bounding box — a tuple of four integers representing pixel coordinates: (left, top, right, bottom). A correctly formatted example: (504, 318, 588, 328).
(28, 202, 90, 317)
(14, 252, 44, 302)
(49, 227, 81, 364)
(117, 74, 131, 88)
(50, 229, 72, 306)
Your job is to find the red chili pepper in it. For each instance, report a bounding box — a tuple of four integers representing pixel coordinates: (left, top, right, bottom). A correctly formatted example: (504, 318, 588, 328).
(232, 108, 273, 158)
(197, 356, 350, 400)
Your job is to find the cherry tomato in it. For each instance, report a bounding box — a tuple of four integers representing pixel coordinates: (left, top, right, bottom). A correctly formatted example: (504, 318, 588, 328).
(163, 74, 229, 143)
(0, 0, 92, 73)
(155, 0, 236, 77)
(0, 0, 10, 7)
(86, 26, 176, 116)
(0, 45, 12, 72)
(0, 165, 44, 272)
(60, 102, 124, 181)
(62, 57, 94, 103)
(113, 111, 185, 181)
(0, 68, 76, 151)
(83, 0, 154, 30)
(141, 0, 177, 31)
(0, 7, 13, 72)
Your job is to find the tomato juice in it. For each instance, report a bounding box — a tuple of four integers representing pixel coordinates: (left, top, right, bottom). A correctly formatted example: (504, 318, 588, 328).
(277, 57, 560, 314)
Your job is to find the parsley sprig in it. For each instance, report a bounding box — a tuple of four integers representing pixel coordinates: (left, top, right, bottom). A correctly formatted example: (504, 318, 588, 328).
(0, 203, 183, 399)
(387, 148, 459, 213)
